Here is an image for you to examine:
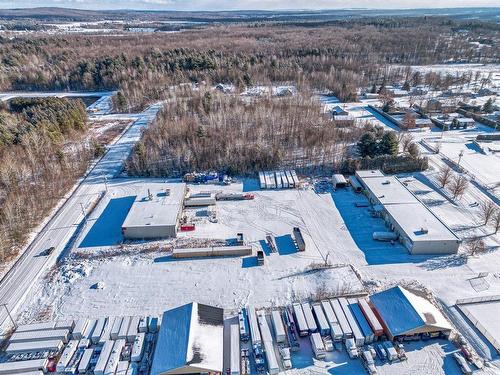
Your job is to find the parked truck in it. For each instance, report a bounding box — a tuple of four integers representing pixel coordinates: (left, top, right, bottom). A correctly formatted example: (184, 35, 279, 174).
(310, 333, 326, 359)
(238, 308, 250, 342)
(283, 307, 300, 351)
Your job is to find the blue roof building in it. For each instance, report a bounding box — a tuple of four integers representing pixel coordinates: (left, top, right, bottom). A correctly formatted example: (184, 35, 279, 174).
(370, 286, 451, 340)
(150, 302, 224, 375)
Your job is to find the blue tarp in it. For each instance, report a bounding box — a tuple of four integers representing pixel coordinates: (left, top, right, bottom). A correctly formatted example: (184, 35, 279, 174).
(370, 286, 424, 337)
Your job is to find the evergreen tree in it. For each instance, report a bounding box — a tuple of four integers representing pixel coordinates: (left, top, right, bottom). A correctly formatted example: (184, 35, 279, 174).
(482, 98, 494, 114)
(379, 132, 399, 156)
(358, 132, 378, 157)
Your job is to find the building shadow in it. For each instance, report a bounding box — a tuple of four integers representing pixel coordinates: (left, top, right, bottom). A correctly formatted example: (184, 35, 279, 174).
(80, 196, 136, 248)
(275, 234, 297, 255)
(330, 189, 431, 265)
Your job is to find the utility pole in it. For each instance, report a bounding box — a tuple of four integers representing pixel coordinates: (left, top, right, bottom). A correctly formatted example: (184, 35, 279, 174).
(458, 150, 464, 168)
(1, 303, 17, 329)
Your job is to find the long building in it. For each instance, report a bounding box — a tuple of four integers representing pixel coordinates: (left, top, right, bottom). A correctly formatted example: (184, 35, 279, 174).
(355, 170, 461, 254)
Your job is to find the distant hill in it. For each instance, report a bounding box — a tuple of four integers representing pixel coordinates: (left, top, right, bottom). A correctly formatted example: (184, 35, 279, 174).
(0, 6, 499, 22)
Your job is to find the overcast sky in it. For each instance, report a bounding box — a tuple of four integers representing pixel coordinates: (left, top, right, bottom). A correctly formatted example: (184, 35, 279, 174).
(0, 0, 498, 11)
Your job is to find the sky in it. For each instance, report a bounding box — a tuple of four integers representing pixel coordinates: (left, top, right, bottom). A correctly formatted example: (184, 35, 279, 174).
(0, 0, 498, 11)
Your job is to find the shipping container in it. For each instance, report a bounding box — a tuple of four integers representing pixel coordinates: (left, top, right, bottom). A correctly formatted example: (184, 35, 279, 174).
(138, 317, 147, 333)
(56, 339, 79, 372)
(280, 171, 289, 188)
(94, 340, 114, 375)
(259, 172, 266, 189)
(349, 176, 363, 193)
(310, 333, 326, 359)
(230, 324, 240, 375)
(104, 339, 125, 375)
(290, 170, 299, 186)
(131, 332, 145, 362)
(118, 316, 131, 340)
(271, 310, 286, 343)
(312, 303, 330, 336)
(184, 197, 216, 207)
(92, 318, 107, 344)
(339, 298, 365, 346)
(292, 303, 309, 336)
(72, 318, 88, 340)
(100, 317, 115, 344)
(0, 358, 47, 374)
(78, 348, 93, 374)
(257, 312, 279, 375)
(115, 361, 129, 375)
(9, 328, 70, 344)
(321, 300, 343, 341)
(265, 172, 276, 189)
(285, 171, 295, 188)
(330, 299, 353, 339)
(349, 300, 375, 344)
(55, 320, 75, 331)
(238, 308, 250, 342)
(358, 299, 384, 336)
(15, 321, 55, 333)
(301, 303, 318, 333)
(274, 171, 282, 189)
(127, 316, 141, 343)
(5, 339, 63, 354)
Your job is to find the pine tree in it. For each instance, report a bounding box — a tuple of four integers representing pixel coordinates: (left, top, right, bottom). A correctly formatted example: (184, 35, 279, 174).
(357, 132, 378, 158)
(379, 132, 399, 156)
(482, 98, 494, 114)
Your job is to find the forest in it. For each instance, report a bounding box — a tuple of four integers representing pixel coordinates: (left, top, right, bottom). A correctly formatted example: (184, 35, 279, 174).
(0, 16, 498, 111)
(0, 98, 93, 262)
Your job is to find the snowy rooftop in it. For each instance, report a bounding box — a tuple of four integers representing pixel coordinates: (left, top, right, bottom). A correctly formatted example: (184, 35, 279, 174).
(121, 184, 185, 229)
(370, 286, 451, 337)
(150, 302, 223, 375)
(358, 174, 459, 242)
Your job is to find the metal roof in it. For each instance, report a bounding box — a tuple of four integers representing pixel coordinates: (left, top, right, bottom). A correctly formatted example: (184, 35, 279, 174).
(122, 184, 185, 229)
(370, 286, 451, 338)
(150, 303, 223, 375)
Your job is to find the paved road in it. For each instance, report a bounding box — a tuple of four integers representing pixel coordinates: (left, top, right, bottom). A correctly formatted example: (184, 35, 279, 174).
(0, 91, 115, 102)
(0, 102, 162, 330)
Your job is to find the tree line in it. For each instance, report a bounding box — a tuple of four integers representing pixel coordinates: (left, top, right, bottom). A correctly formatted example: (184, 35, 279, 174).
(0, 98, 93, 263)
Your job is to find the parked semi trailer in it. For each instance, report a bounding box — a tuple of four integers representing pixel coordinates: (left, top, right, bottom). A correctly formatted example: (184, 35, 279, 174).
(238, 308, 250, 342)
(312, 303, 330, 336)
(330, 299, 353, 339)
(271, 310, 286, 343)
(283, 307, 300, 351)
(230, 324, 240, 375)
(257, 312, 279, 375)
(301, 303, 318, 334)
(321, 300, 343, 342)
(0, 358, 48, 374)
(293, 227, 306, 251)
(338, 298, 365, 346)
(247, 306, 265, 370)
(292, 303, 309, 336)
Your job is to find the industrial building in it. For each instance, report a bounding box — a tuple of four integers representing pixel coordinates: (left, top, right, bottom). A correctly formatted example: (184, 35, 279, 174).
(121, 184, 186, 240)
(370, 286, 452, 341)
(150, 302, 223, 375)
(355, 170, 461, 255)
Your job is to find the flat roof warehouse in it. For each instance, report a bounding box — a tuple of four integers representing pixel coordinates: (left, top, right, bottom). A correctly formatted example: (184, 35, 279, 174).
(355, 170, 461, 254)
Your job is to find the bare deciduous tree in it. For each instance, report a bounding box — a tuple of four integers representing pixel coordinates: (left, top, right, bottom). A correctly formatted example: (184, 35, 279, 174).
(437, 165, 452, 188)
(493, 209, 500, 234)
(464, 238, 487, 257)
(479, 200, 497, 226)
(449, 174, 468, 200)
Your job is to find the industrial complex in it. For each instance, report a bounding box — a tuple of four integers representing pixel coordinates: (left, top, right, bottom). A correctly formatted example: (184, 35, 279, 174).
(354, 170, 462, 255)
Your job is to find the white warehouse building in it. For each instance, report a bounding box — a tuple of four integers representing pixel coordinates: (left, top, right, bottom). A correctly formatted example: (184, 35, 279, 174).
(121, 184, 186, 240)
(355, 170, 461, 255)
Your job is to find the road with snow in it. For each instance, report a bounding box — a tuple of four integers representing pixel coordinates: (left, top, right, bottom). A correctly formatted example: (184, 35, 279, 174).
(0, 99, 162, 331)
